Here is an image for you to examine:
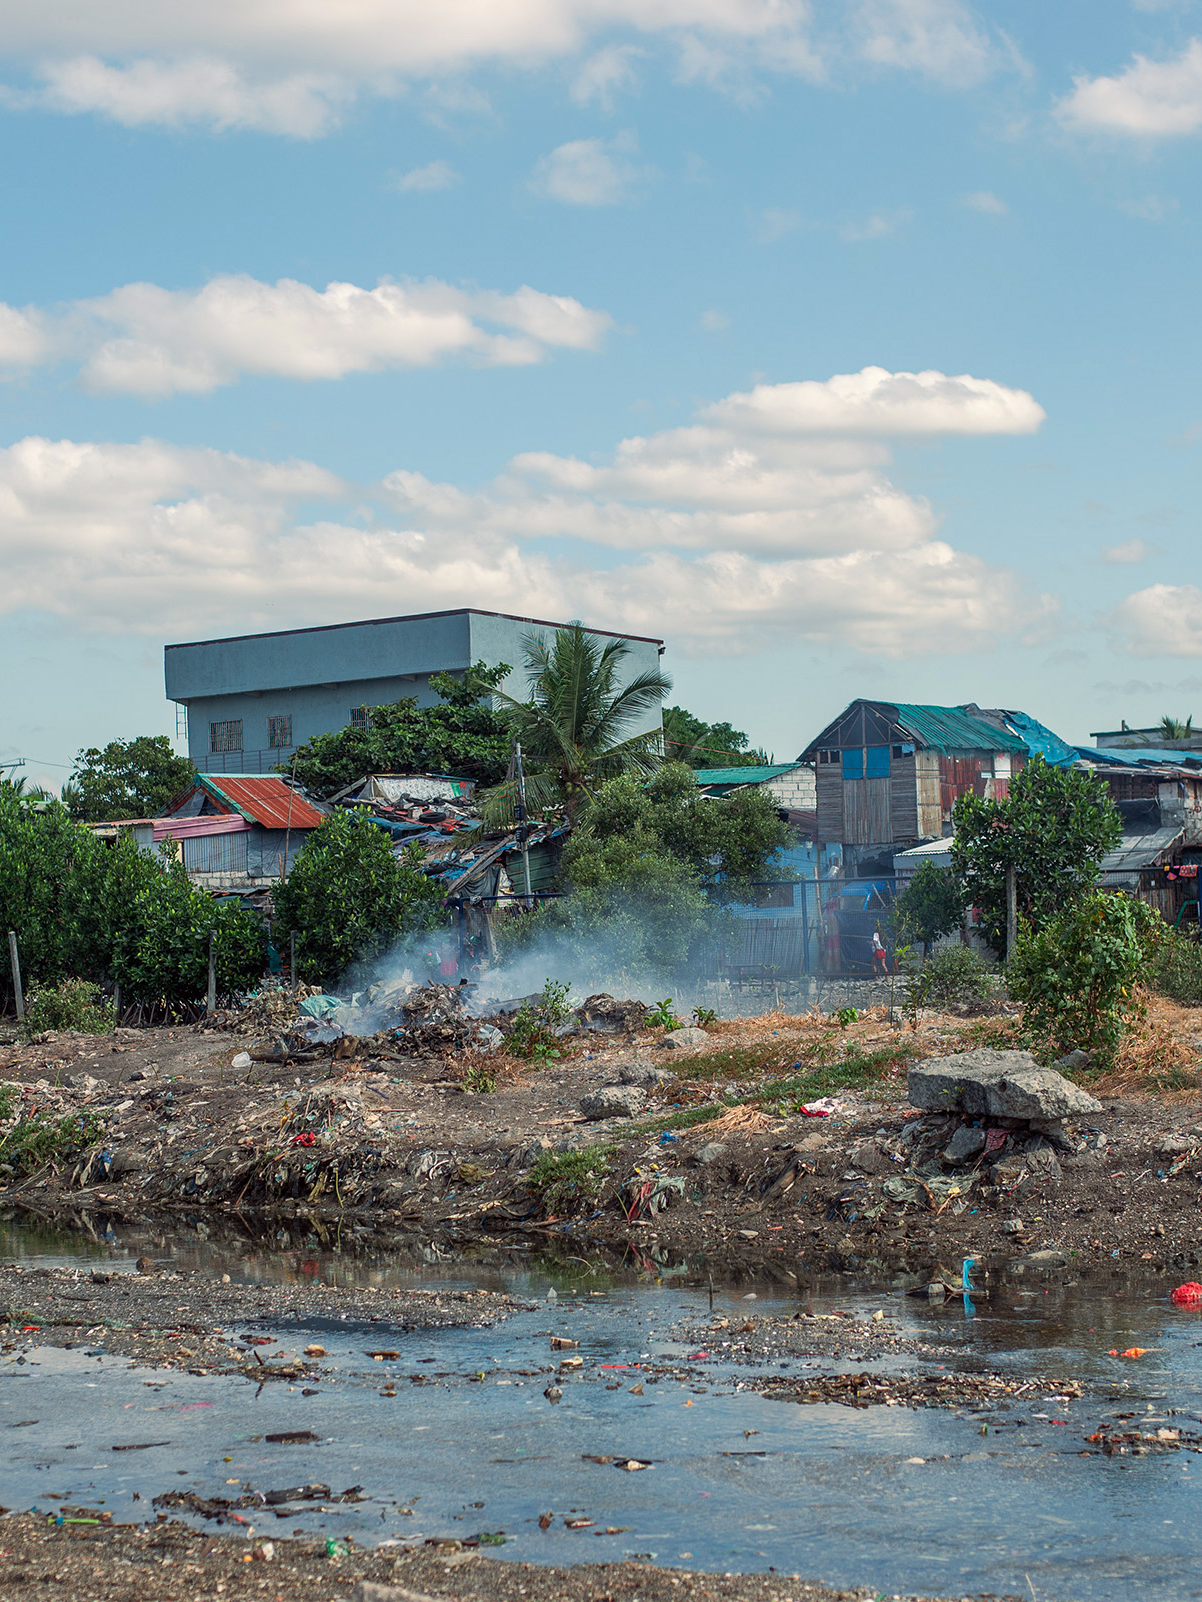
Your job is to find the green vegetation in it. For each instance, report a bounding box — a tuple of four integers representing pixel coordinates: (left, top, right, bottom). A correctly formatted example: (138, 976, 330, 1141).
(499, 763, 789, 979)
(477, 623, 672, 823)
(62, 735, 196, 823)
(691, 1005, 718, 1029)
(906, 945, 995, 1011)
(1007, 889, 1163, 1067)
(287, 663, 513, 799)
(834, 1006, 858, 1027)
(646, 998, 684, 1030)
(1161, 715, 1194, 741)
(463, 1062, 498, 1094)
(506, 979, 574, 1062)
(0, 787, 266, 1009)
(893, 861, 964, 954)
(952, 757, 1122, 956)
(22, 978, 115, 1037)
(0, 1107, 105, 1179)
(525, 1148, 610, 1212)
(661, 705, 769, 768)
(1150, 929, 1202, 1006)
(274, 809, 442, 984)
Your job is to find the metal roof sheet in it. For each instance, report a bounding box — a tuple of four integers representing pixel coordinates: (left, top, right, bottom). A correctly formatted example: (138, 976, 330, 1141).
(891, 703, 1028, 755)
(154, 814, 250, 841)
(692, 763, 809, 786)
(1101, 826, 1185, 872)
(1075, 745, 1202, 770)
(197, 775, 327, 830)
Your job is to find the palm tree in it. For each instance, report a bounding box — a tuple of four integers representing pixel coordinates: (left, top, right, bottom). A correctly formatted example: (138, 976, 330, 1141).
(479, 623, 672, 821)
(1161, 714, 1194, 741)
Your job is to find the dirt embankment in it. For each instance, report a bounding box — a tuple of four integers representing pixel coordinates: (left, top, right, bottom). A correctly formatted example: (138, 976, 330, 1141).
(2, 1003, 1202, 1278)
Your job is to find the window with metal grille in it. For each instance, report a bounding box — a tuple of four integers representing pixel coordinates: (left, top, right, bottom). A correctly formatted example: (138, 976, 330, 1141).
(209, 719, 243, 753)
(350, 706, 373, 729)
(267, 714, 293, 749)
(753, 883, 795, 909)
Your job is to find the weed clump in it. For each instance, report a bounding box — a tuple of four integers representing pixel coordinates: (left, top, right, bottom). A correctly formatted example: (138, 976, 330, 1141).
(507, 979, 573, 1063)
(22, 978, 114, 1038)
(0, 1107, 105, 1179)
(526, 1148, 610, 1212)
(1149, 930, 1202, 1007)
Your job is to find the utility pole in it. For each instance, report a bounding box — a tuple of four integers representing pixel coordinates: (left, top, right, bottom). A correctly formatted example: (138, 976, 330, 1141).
(1005, 865, 1017, 957)
(514, 742, 533, 907)
(7, 930, 24, 1021)
(207, 930, 217, 1015)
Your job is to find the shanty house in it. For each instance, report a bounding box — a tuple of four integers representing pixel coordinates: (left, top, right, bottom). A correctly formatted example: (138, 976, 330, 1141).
(162, 774, 327, 888)
(798, 700, 1029, 869)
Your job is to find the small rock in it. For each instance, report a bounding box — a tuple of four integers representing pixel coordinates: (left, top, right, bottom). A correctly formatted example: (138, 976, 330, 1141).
(135, 1255, 155, 1274)
(737, 1229, 760, 1240)
(231, 1051, 252, 1070)
(618, 1061, 674, 1087)
(942, 1125, 987, 1164)
(1053, 1049, 1092, 1074)
(693, 1141, 729, 1165)
(1023, 1248, 1068, 1267)
(907, 1049, 1102, 1121)
(660, 1027, 710, 1051)
(251, 1542, 274, 1562)
(1158, 1135, 1195, 1156)
(579, 1085, 646, 1120)
(849, 1142, 893, 1175)
(304, 1344, 326, 1357)
(1001, 1218, 1025, 1234)
(351, 1584, 440, 1602)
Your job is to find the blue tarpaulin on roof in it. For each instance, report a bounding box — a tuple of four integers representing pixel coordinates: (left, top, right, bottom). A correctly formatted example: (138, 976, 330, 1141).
(996, 710, 1078, 768)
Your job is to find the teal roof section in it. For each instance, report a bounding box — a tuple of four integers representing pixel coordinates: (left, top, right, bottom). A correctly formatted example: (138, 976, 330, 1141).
(692, 763, 807, 786)
(892, 703, 1028, 756)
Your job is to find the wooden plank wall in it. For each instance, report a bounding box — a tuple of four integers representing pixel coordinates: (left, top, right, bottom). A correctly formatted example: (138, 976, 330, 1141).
(815, 768, 843, 842)
(915, 751, 943, 838)
(843, 777, 891, 843)
(890, 752, 919, 840)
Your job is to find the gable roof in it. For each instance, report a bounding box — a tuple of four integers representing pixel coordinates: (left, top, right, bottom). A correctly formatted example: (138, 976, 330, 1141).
(188, 774, 327, 830)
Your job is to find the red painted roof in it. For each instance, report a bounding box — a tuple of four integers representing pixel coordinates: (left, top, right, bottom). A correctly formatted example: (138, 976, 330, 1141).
(198, 775, 327, 830)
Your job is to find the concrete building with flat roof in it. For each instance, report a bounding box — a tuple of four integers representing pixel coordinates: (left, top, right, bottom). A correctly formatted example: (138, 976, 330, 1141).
(165, 608, 666, 774)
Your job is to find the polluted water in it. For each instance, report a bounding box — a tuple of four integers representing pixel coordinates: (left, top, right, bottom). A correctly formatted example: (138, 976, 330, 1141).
(4, 1221, 1202, 1602)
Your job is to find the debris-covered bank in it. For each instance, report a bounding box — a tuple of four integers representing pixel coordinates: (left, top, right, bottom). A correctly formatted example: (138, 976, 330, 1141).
(3, 987, 1202, 1274)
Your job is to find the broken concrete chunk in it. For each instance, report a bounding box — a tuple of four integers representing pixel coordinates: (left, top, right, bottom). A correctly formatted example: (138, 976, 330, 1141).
(942, 1125, 987, 1164)
(660, 1026, 710, 1052)
(579, 1085, 647, 1120)
(907, 1049, 1102, 1121)
(849, 1142, 893, 1175)
(618, 1061, 674, 1087)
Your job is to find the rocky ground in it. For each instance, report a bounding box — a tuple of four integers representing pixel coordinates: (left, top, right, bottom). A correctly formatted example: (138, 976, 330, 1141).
(2, 996, 1201, 1281)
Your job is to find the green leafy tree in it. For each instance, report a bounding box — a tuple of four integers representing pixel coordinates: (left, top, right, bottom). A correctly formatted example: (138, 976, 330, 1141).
(1007, 890, 1163, 1067)
(498, 763, 789, 977)
(63, 736, 196, 822)
(112, 865, 267, 1007)
(893, 861, 964, 955)
(273, 810, 443, 982)
(479, 624, 672, 821)
(662, 705, 769, 768)
(286, 663, 512, 799)
(951, 757, 1122, 956)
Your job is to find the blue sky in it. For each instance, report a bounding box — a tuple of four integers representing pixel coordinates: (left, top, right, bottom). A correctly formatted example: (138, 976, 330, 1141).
(4, 0, 1202, 789)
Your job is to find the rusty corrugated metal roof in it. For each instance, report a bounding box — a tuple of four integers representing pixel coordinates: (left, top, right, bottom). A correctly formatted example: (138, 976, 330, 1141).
(198, 775, 326, 830)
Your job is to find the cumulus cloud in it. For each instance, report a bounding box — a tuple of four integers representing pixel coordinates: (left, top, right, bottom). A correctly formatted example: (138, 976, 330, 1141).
(572, 44, 643, 108)
(391, 159, 460, 192)
(531, 132, 649, 205)
(0, 363, 1049, 654)
(0, 272, 612, 395)
(702, 366, 1045, 437)
(1058, 39, 1202, 137)
(1108, 584, 1202, 656)
(964, 189, 1006, 213)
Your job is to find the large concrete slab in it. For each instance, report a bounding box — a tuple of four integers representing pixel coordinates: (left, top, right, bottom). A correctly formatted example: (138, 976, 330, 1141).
(907, 1049, 1102, 1120)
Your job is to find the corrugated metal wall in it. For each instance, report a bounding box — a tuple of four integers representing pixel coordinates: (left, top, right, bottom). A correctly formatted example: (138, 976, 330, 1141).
(183, 831, 249, 874)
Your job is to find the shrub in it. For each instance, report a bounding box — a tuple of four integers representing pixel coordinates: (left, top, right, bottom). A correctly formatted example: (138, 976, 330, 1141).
(113, 866, 268, 1008)
(507, 979, 573, 1062)
(22, 978, 114, 1037)
(1006, 890, 1163, 1067)
(906, 945, 994, 1011)
(0, 1108, 105, 1178)
(893, 862, 964, 953)
(1148, 929, 1202, 1007)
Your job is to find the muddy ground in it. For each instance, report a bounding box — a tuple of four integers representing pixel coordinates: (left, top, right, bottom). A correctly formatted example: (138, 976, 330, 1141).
(0, 1512, 994, 1602)
(2, 999, 1202, 1282)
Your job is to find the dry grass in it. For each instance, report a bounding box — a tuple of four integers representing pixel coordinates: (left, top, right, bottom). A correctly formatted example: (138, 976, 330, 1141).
(693, 1104, 781, 1136)
(1092, 992, 1202, 1097)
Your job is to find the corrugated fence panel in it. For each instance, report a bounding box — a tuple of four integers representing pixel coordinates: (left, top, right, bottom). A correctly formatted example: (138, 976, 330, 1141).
(721, 918, 809, 977)
(915, 751, 943, 838)
(183, 831, 248, 874)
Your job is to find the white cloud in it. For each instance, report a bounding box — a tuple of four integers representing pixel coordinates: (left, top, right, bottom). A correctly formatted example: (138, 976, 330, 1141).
(757, 207, 802, 242)
(392, 159, 460, 192)
(963, 189, 1006, 213)
(0, 273, 612, 396)
(19, 56, 347, 137)
(1102, 537, 1158, 564)
(838, 208, 912, 241)
(702, 366, 1045, 437)
(851, 0, 997, 87)
(1058, 39, 1202, 137)
(700, 308, 730, 331)
(571, 44, 643, 108)
(0, 364, 1050, 655)
(1108, 584, 1202, 655)
(531, 131, 649, 205)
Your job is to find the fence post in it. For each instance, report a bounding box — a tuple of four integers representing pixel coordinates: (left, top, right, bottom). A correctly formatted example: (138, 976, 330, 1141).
(1005, 866, 1017, 957)
(289, 930, 296, 989)
(7, 930, 24, 1021)
(207, 930, 217, 1015)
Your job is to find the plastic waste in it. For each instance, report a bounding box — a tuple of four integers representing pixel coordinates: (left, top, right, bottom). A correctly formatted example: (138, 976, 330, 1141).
(299, 994, 343, 1020)
(1171, 1282, 1202, 1306)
